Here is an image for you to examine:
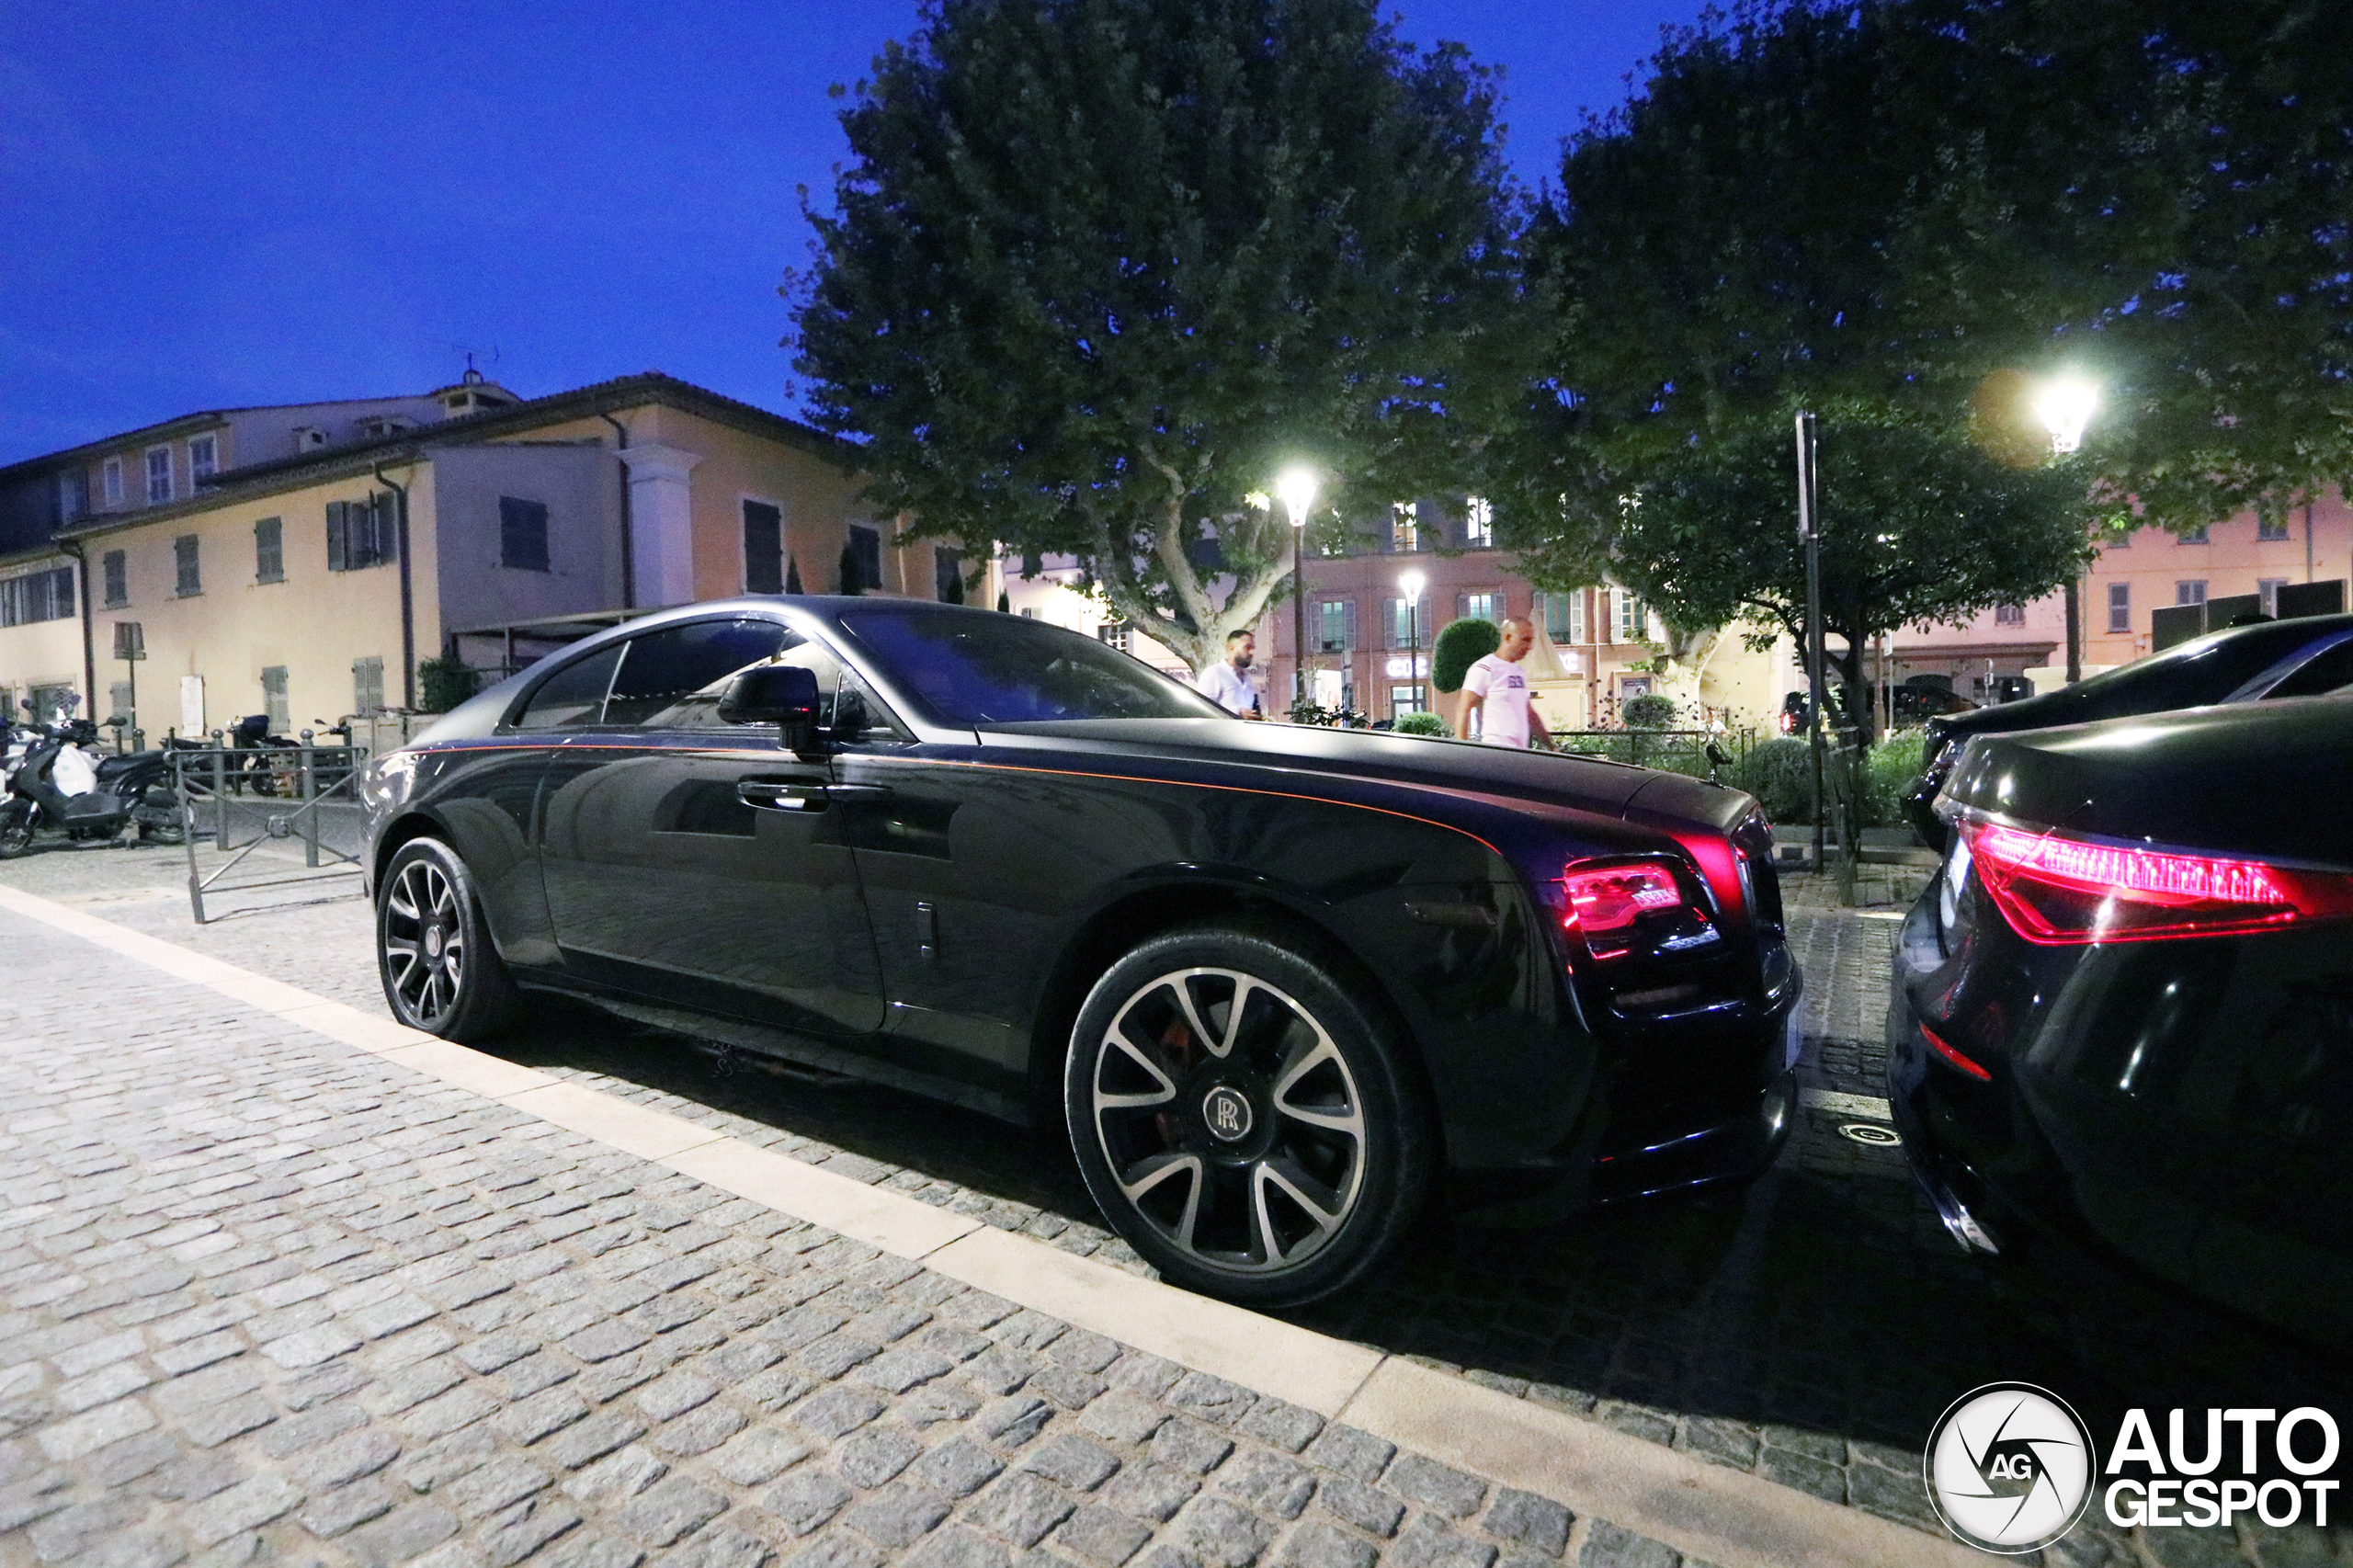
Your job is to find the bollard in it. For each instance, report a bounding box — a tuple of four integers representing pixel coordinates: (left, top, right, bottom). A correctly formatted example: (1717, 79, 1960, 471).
(210, 740, 227, 847)
(299, 743, 319, 868)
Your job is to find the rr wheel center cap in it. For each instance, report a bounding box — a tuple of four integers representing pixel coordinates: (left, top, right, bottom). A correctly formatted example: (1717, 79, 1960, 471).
(424, 926, 445, 961)
(1200, 1085, 1255, 1142)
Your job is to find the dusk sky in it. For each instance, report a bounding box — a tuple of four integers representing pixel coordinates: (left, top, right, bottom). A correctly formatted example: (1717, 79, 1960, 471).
(0, 2, 1703, 466)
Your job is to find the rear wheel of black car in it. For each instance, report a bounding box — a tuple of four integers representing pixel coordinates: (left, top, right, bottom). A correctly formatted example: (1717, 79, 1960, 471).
(1065, 923, 1432, 1306)
(377, 837, 520, 1040)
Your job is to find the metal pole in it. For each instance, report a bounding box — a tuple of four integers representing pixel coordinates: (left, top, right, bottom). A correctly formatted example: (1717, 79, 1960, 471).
(210, 737, 227, 847)
(1796, 410, 1826, 864)
(299, 733, 318, 869)
(1406, 603, 1419, 716)
(2064, 579, 2082, 685)
(1292, 527, 1307, 717)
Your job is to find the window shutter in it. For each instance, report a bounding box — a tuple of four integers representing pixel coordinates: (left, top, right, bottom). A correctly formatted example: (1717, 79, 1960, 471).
(326, 502, 347, 572)
(373, 492, 399, 563)
(1381, 598, 1398, 649)
(741, 501, 782, 593)
(1343, 599, 1358, 652)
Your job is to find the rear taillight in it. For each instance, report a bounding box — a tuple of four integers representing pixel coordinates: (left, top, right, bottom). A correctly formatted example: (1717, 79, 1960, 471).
(1961, 819, 2353, 944)
(1920, 1022, 1992, 1081)
(1560, 857, 1721, 961)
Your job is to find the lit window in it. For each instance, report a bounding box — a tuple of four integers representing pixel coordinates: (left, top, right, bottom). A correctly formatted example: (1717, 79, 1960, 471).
(1461, 592, 1499, 622)
(1392, 502, 1418, 553)
(1463, 496, 1494, 548)
(146, 448, 173, 505)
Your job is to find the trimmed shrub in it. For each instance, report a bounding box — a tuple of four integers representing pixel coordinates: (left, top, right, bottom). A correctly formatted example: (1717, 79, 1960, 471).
(1394, 711, 1449, 736)
(417, 657, 480, 715)
(1431, 619, 1501, 694)
(1730, 736, 1815, 823)
(1620, 692, 1678, 729)
(1864, 728, 1929, 827)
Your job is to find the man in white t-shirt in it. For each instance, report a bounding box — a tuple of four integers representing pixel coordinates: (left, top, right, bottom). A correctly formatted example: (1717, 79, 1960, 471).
(1194, 630, 1264, 718)
(1456, 617, 1551, 748)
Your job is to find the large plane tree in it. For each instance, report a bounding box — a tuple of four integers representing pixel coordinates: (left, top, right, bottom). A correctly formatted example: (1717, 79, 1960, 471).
(790, 0, 1526, 672)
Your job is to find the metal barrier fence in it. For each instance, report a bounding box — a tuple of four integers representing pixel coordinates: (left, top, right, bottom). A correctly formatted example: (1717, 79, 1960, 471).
(1548, 727, 1756, 778)
(171, 744, 369, 924)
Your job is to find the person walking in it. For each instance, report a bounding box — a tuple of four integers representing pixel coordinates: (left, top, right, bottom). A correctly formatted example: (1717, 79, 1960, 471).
(1456, 616, 1552, 748)
(1195, 630, 1265, 719)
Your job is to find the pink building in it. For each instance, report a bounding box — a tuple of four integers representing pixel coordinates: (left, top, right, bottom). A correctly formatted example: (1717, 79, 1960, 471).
(1881, 487, 2351, 696)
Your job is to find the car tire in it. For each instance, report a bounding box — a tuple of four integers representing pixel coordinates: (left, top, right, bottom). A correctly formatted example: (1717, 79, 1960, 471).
(377, 836, 522, 1041)
(1065, 920, 1434, 1307)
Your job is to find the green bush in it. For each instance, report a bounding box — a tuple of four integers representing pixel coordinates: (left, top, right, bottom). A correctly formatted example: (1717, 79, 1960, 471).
(1393, 711, 1449, 736)
(1620, 692, 1678, 729)
(417, 657, 480, 715)
(1729, 731, 1929, 826)
(1431, 619, 1500, 694)
(1863, 728, 1929, 827)
(1730, 736, 1815, 823)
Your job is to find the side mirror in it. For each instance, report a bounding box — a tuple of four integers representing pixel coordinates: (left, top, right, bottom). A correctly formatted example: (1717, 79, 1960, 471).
(719, 665, 823, 747)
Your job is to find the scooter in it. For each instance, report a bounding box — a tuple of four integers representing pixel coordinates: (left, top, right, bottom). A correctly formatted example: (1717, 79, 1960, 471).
(0, 720, 135, 858)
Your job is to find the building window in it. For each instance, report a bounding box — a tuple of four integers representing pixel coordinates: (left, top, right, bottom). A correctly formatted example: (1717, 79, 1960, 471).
(1460, 591, 1500, 623)
(934, 547, 965, 604)
(55, 470, 87, 525)
(1463, 496, 1494, 549)
(1615, 587, 1647, 642)
(1385, 595, 1429, 648)
(1316, 598, 1356, 653)
(846, 524, 881, 592)
(2108, 582, 2131, 633)
(188, 434, 218, 484)
(2178, 525, 2209, 544)
(1390, 684, 1426, 717)
(261, 666, 289, 732)
(174, 535, 201, 597)
(0, 567, 75, 628)
(2257, 513, 2290, 542)
(102, 551, 128, 608)
(741, 500, 782, 593)
(254, 517, 284, 584)
(146, 447, 173, 505)
(1391, 502, 1418, 553)
(1994, 603, 2026, 626)
(1097, 621, 1131, 653)
(327, 494, 396, 571)
(501, 497, 551, 573)
(2176, 580, 2207, 607)
(353, 656, 385, 713)
(103, 458, 123, 506)
(1532, 591, 1576, 642)
(2259, 577, 2289, 617)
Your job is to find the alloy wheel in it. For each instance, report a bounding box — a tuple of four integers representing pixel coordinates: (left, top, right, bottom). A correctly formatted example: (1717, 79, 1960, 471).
(1089, 966, 1368, 1274)
(383, 858, 467, 1028)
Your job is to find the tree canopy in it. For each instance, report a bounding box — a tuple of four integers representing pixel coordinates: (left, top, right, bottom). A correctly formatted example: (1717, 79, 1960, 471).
(791, 0, 1527, 671)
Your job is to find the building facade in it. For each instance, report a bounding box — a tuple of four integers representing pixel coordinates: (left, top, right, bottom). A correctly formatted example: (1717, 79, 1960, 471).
(0, 373, 957, 742)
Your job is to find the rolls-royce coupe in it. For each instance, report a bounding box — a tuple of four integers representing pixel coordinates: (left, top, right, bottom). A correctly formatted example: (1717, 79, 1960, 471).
(360, 598, 1802, 1303)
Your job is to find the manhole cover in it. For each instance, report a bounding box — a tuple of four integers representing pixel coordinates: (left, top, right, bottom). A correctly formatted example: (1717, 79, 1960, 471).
(1839, 1122, 1901, 1147)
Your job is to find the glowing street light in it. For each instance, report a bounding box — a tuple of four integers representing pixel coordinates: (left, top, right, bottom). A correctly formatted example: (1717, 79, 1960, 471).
(2033, 375, 2098, 454)
(1276, 468, 1320, 712)
(1397, 566, 1427, 718)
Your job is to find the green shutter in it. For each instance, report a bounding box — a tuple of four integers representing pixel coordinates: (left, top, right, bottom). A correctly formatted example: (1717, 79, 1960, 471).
(374, 493, 399, 563)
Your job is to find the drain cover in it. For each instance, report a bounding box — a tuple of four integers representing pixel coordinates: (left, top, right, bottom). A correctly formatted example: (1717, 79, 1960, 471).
(1839, 1122, 1901, 1147)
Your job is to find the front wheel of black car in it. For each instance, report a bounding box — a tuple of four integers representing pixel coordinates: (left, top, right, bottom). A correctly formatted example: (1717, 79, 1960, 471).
(1066, 923, 1432, 1307)
(377, 837, 520, 1041)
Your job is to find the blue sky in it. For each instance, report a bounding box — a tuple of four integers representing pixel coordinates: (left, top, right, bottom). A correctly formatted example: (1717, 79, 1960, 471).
(0, 1, 1700, 465)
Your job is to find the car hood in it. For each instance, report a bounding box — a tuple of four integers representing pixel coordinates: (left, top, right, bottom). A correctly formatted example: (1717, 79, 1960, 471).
(1943, 693, 2353, 865)
(975, 720, 1756, 835)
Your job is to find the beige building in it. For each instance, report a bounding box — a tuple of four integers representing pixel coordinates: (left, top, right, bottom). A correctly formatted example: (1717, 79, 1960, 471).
(0, 373, 956, 742)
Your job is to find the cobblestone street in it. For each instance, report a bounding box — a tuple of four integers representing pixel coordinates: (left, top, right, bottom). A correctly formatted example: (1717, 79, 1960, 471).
(2, 840, 2347, 1568)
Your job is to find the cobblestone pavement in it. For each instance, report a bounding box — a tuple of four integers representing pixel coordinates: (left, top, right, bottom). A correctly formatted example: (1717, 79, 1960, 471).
(2, 904, 1707, 1568)
(5, 841, 2349, 1568)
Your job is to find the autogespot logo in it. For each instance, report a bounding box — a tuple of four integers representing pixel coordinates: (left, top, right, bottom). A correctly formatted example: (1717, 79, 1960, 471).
(1925, 1383, 2097, 1553)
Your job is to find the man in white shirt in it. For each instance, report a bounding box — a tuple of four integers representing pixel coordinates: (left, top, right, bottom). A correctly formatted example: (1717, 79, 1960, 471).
(1194, 630, 1263, 718)
(1456, 617, 1551, 748)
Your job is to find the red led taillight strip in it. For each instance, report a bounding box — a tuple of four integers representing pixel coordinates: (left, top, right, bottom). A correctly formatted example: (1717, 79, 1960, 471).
(1961, 819, 2353, 944)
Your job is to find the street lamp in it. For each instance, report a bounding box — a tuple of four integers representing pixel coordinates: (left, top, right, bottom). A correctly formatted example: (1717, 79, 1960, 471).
(1277, 467, 1319, 714)
(1397, 566, 1427, 719)
(2032, 374, 2098, 455)
(2033, 374, 2099, 683)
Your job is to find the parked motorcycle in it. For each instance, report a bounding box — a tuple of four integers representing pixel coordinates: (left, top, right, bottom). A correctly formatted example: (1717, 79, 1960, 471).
(0, 720, 138, 857)
(94, 739, 187, 845)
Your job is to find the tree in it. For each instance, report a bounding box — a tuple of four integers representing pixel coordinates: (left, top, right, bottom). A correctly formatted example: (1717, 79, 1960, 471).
(791, 0, 1526, 673)
(1430, 617, 1498, 695)
(1610, 413, 2099, 739)
(785, 556, 804, 595)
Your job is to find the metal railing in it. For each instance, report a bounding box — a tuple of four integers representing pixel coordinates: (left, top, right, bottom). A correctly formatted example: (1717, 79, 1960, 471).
(172, 742, 369, 924)
(1548, 727, 1756, 778)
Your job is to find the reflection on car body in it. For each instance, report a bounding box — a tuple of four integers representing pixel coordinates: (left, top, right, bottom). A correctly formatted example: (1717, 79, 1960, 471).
(361, 598, 1802, 1304)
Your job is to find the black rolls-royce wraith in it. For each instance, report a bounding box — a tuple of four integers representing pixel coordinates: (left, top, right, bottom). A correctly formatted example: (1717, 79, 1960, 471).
(359, 598, 1801, 1304)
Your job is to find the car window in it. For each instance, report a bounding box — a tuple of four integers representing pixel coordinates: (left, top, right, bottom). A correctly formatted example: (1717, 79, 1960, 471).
(842, 609, 1228, 725)
(512, 644, 623, 731)
(604, 619, 797, 728)
(2260, 637, 2353, 699)
(2069, 620, 2353, 712)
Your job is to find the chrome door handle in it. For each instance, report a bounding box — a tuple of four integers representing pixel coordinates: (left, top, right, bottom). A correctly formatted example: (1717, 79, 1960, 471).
(737, 780, 824, 812)
(824, 784, 892, 803)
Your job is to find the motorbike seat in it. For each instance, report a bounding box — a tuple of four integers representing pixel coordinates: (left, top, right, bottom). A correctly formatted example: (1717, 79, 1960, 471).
(60, 792, 123, 826)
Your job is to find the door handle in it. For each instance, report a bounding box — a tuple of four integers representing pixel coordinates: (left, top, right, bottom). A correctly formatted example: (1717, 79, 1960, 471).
(735, 780, 893, 812)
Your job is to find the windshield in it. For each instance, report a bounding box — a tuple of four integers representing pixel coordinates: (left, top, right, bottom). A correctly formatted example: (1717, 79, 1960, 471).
(843, 609, 1230, 726)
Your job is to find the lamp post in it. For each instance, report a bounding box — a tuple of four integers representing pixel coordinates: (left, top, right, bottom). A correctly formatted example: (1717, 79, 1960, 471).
(2033, 375, 2098, 682)
(1398, 567, 1427, 720)
(1277, 468, 1319, 716)
(1793, 410, 1825, 865)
